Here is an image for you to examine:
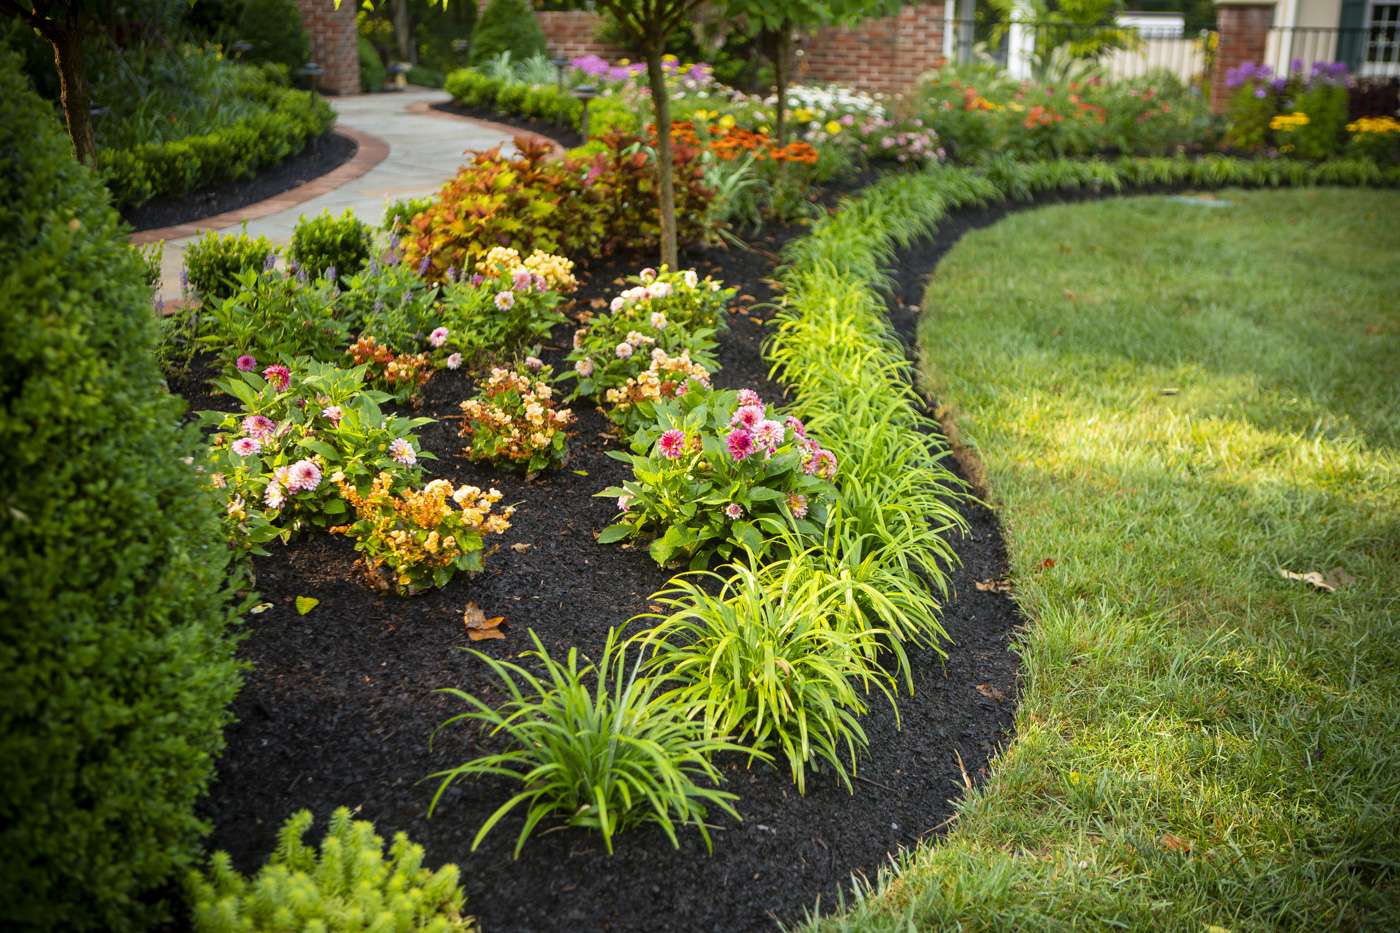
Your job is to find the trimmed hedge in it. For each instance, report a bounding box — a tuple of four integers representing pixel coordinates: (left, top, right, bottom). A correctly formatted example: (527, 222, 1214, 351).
(0, 54, 243, 930)
(97, 71, 335, 211)
(445, 67, 584, 129)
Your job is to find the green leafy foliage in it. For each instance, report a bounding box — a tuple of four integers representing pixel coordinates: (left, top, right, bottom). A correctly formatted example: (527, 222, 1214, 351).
(188, 807, 474, 931)
(96, 72, 334, 210)
(237, 0, 311, 72)
(198, 359, 433, 553)
(290, 209, 375, 279)
(445, 66, 584, 128)
(192, 268, 348, 372)
(359, 34, 387, 92)
(184, 227, 278, 303)
(0, 52, 242, 931)
(468, 0, 547, 66)
(430, 630, 752, 856)
(599, 385, 838, 568)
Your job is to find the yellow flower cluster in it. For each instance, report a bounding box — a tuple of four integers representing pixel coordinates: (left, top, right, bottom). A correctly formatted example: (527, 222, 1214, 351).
(1347, 115, 1400, 136)
(1270, 111, 1310, 132)
(460, 367, 573, 464)
(604, 351, 711, 415)
(333, 473, 512, 592)
(478, 246, 578, 293)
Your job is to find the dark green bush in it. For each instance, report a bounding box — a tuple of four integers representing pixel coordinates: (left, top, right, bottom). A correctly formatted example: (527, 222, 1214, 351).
(468, 0, 546, 66)
(383, 195, 435, 232)
(359, 34, 386, 92)
(445, 67, 583, 130)
(184, 227, 278, 302)
(97, 76, 335, 210)
(290, 209, 375, 279)
(0, 53, 243, 931)
(407, 64, 445, 87)
(238, 0, 310, 73)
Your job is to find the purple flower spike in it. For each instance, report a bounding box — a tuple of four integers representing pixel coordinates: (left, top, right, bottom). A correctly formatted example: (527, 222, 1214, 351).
(417, 256, 430, 276)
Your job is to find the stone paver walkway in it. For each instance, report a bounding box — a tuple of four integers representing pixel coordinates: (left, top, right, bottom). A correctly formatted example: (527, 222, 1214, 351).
(149, 88, 515, 302)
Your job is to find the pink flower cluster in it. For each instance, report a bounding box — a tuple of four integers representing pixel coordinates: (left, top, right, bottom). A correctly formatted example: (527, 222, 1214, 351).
(724, 391, 790, 463)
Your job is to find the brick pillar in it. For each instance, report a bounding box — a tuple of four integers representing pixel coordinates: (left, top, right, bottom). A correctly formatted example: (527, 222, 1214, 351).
(297, 0, 360, 95)
(1211, 0, 1276, 113)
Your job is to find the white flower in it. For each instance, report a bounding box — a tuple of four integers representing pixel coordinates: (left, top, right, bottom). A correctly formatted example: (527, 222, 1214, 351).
(615, 342, 634, 359)
(446, 352, 462, 370)
(683, 270, 698, 288)
(610, 296, 626, 312)
(650, 311, 667, 330)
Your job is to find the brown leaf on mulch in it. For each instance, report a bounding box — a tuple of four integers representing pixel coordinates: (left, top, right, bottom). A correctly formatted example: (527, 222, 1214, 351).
(975, 683, 1007, 703)
(464, 602, 507, 641)
(975, 578, 1012, 593)
(510, 542, 532, 553)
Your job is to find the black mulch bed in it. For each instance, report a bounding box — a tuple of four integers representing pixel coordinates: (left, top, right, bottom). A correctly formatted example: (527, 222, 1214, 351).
(431, 100, 585, 150)
(182, 212, 1025, 932)
(123, 131, 358, 233)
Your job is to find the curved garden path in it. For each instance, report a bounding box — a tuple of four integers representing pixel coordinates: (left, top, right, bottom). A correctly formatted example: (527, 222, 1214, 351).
(143, 88, 518, 302)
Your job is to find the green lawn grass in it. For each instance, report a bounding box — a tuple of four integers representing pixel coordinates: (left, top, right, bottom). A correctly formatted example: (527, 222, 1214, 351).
(814, 189, 1400, 930)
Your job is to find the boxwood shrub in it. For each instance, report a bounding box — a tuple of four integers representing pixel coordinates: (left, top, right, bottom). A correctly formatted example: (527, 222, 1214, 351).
(96, 68, 335, 211)
(0, 54, 243, 931)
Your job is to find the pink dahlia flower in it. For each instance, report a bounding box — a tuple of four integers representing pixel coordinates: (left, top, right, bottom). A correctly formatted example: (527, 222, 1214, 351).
(231, 437, 261, 457)
(724, 502, 744, 520)
(730, 404, 764, 430)
(429, 327, 449, 348)
(321, 405, 342, 425)
(389, 438, 417, 466)
(736, 388, 762, 407)
(658, 429, 686, 460)
(236, 354, 257, 372)
(786, 492, 809, 519)
(262, 364, 291, 392)
(494, 290, 515, 311)
(242, 414, 275, 439)
(286, 459, 322, 492)
(726, 428, 755, 461)
(446, 352, 463, 370)
(753, 419, 784, 451)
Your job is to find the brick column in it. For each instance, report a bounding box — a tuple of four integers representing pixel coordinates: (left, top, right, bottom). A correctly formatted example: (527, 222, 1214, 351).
(799, 3, 947, 94)
(1211, 0, 1276, 113)
(297, 0, 360, 95)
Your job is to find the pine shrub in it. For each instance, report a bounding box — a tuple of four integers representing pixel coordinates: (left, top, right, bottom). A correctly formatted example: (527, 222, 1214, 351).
(467, 0, 547, 67)
(0, 53, 243, 930)
(188, 808, 474, 932)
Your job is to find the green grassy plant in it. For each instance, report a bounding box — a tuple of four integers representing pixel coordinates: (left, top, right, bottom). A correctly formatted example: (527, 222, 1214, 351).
(807, 188, 1400, 930)
(430, 630, 751, 857)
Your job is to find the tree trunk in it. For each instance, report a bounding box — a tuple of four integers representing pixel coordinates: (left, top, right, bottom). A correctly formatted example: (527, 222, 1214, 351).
(52, 22, 95, 165)
(393, 0, 415, 65)
(773, 23, 793, 145)
(644, 41, 679, 270)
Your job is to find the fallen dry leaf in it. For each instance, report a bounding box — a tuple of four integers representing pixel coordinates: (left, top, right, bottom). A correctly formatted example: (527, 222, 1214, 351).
(510, 542, 532, 554)
(1038, 558, 1057, 571)
(1160, 832, 1193, 853)
(464, 602, 507, 641)
(589, 297, 608, 309)
(1279, 567, 1356, 593)
(975, 578, 1012, 593)
(975, 683, 1007, 703)
(612, 276, 626, 285)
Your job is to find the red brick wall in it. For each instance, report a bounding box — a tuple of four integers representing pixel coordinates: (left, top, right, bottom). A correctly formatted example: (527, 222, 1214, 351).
(297, 0, 360, 96)
(538, 11, 627, 62)
(481, 3, 948, 94)
(799, 3, 948, 94)
(1211, 2, 1275, 112)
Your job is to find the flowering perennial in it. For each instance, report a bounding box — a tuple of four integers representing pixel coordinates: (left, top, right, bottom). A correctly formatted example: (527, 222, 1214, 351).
(597, 386, 836, 567)
(460, 362, 574, 475)
(333, 472, 512, 594)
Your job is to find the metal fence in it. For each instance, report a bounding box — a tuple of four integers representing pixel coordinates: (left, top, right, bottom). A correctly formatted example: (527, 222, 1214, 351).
(948, 20, 1216, 85)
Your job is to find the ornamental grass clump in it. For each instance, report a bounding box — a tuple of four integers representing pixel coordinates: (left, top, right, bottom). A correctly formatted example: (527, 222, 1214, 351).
(459, 359, 574, 475)
(188, 807, 474, 932)
(200, 359, 432, 553)
(631, 556, 895, 794)
(429, 629, 753, 857)
(332, 473, 512, 594)
(598, 386, 836, 567)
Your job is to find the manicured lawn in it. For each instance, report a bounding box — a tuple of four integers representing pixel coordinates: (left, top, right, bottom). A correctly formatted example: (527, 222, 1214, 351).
(817, 189, 1400, 930)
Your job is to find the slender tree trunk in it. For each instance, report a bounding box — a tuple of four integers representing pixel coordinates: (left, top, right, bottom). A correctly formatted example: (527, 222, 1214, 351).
(52, 21, 95, 165)
(773, 23, 793, 145)
(393, 0, 415, 65)
(644, 40, 679, 270)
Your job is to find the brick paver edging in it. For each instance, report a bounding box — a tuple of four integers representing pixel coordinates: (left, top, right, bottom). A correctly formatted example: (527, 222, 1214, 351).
(404, 100, 568, 159)
(129, 126, 390, 246)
